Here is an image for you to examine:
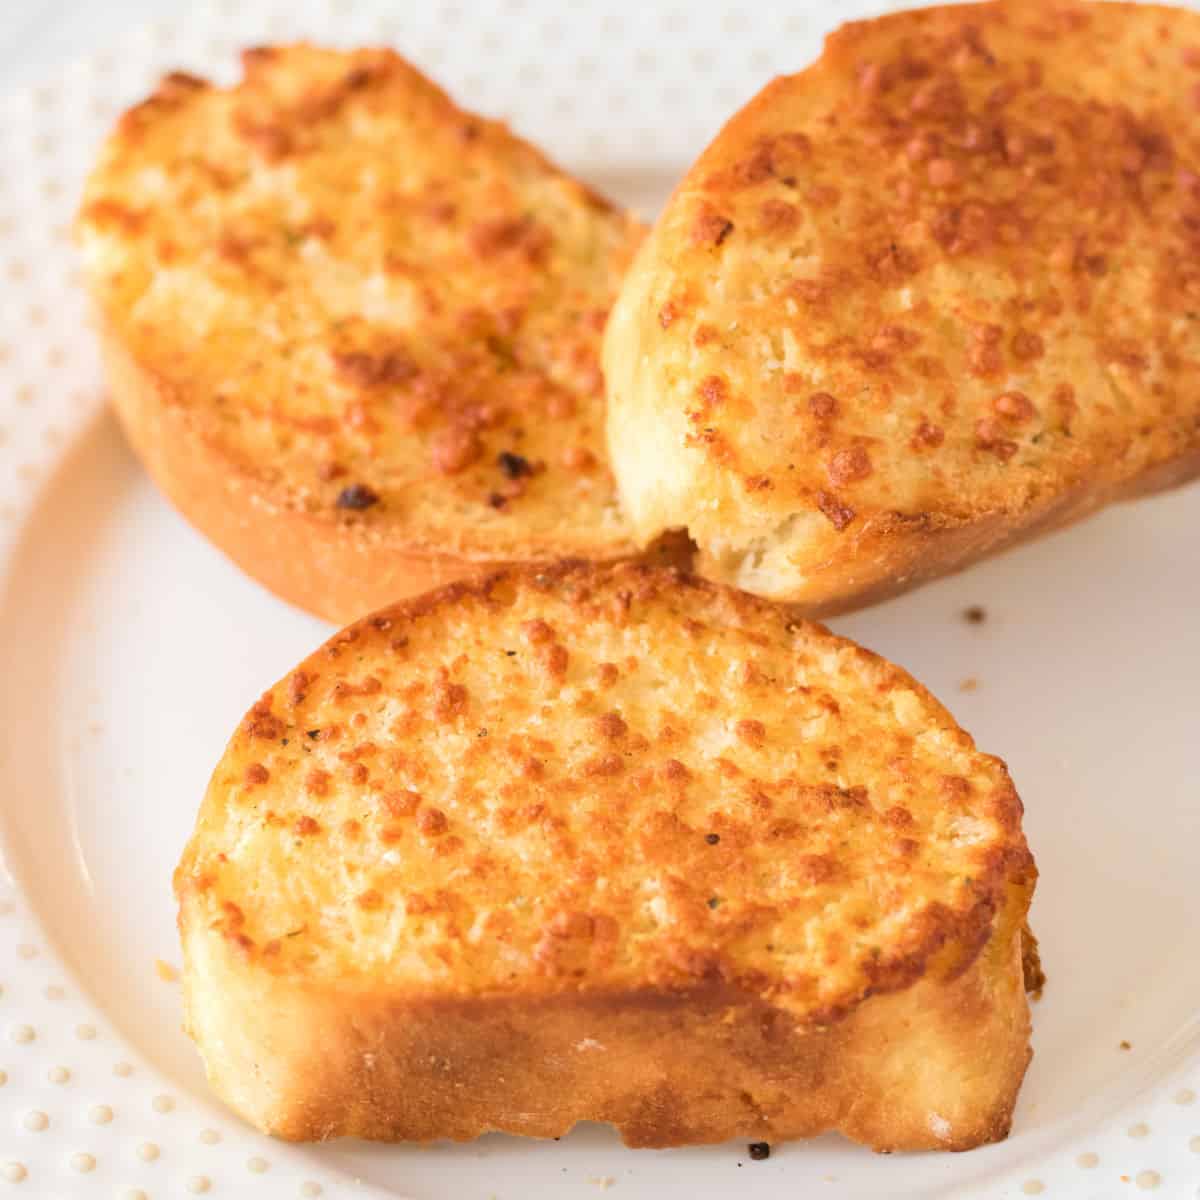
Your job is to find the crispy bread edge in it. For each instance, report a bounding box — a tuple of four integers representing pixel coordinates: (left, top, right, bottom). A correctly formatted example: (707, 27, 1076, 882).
(705, 447, 1200, 613)
(96, 319, 656, 624)
(178, 898, 1031, 1150)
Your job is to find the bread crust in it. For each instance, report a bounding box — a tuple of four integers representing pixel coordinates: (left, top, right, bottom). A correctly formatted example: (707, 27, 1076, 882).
(604, 1, 1200, 609)
(729, 442, 1200, 618)
(98, 320, 526, 620)
(182, 910, 1031, 1150)
(176, 561, 1036, 1150)
(79, 46, 645, 624)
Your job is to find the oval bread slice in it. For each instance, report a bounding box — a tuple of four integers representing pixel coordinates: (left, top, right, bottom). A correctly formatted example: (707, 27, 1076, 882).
(176, 561, 1037, 1150)
(603, 1, 1200, 611)
(77, 45, 646, 624)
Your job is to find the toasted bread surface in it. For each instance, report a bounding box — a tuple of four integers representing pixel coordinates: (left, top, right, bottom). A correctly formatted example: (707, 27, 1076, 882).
(603, 1, 1200, 609)
(78, 46, 645, 624)
(176, 561, 1036, 1149)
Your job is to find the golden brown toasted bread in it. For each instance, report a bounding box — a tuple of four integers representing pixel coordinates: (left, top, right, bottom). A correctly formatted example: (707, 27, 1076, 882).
(77, 45, 646, 624)
(176, 561, 1036, 1151)
(604, 1, 1200, 612)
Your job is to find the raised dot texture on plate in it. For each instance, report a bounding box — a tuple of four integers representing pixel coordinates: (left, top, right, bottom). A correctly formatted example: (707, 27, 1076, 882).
(1136, 1170, 1161, 1190)
(89, 1104, 113, 1124)
(9, 1024, 34, 1044)
(21, 1109, 47, 1132)
(70, 1151, 96, 1172)
(0, 1162, 25, 1182)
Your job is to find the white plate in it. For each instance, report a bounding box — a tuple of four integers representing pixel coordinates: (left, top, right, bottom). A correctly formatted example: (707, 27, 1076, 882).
(0, 2, 1198, 1197)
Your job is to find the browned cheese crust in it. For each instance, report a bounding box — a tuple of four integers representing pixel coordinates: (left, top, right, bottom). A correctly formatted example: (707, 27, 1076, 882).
(176, 561, 1037, 1150)
(77, 46, 647, 624)
(603, 1, 1200, 610)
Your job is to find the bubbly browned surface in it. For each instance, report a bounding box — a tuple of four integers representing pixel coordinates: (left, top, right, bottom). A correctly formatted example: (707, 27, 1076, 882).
(604, 1, 1200, 600)
(78, 45, 643, 564)
(177, 562, 1033, 1027)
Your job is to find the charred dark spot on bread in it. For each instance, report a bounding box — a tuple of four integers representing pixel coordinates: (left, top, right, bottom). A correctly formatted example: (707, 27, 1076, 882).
(335, 483, 380, 511)
(497, 451, 532, 480)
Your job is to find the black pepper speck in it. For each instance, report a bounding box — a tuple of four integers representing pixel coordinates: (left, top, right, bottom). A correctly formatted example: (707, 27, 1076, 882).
(497, 451, 532, 479)
(336, 483, 379, 511)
